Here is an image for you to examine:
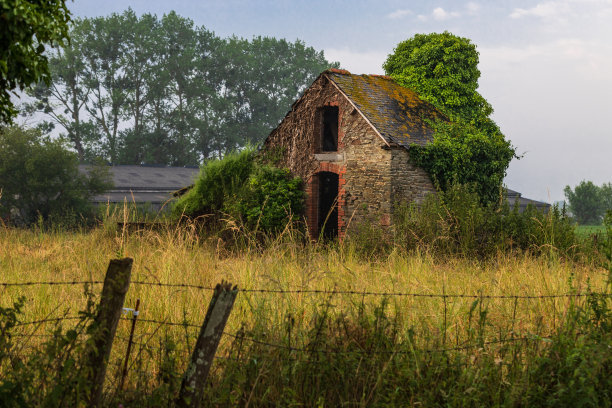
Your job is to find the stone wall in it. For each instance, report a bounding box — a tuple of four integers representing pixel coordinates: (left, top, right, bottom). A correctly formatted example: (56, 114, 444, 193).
(390, 147, 436, 211)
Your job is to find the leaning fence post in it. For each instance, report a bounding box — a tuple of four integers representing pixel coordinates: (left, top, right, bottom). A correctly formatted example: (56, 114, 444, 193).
(84, 258, 133, 408)
(176, 281, 238, 408)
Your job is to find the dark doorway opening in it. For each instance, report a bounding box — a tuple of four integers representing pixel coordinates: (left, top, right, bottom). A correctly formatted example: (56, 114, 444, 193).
(321, 106, 338, 151)
(317, 171, 338, 239)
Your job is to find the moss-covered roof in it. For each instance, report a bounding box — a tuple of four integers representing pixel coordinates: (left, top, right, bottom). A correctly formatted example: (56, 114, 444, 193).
(326, 69, 445, 147)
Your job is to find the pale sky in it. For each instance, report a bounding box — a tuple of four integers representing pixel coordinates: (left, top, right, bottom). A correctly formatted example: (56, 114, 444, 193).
(69, 0, 612, 203)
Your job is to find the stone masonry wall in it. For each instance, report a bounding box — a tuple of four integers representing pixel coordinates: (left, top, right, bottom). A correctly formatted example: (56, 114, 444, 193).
(390, 147, 436, 212)
(265, 74, 393, 239)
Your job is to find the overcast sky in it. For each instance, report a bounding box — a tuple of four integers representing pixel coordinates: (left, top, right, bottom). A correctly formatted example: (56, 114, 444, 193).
(69, 0, 612, 203)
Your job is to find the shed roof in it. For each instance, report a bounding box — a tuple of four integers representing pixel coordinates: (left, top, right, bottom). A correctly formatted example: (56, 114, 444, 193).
(325, 69, 446, 148)
(79, 165, 199, 204)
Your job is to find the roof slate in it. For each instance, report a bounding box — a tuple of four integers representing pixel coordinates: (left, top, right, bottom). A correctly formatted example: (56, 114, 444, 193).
(326, 70, 446, 148)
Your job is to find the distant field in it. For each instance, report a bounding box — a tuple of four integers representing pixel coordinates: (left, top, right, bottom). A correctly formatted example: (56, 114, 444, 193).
(576, 224, 607, 239)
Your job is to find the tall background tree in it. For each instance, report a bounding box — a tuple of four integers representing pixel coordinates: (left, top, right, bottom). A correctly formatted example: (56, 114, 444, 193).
(564, 180, 612, 225)
(0, 126, 110, 226)
(25, 9, 337, 165)
(0, 0, 70, 124)
(384, 32, 515, 204)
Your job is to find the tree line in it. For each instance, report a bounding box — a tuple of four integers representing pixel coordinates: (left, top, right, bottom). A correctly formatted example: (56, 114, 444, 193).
(564, 181, 612, 225)
(23, 9, 337, 166)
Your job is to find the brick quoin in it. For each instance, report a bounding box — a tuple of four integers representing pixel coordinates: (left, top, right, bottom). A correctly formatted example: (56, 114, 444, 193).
(305, 163, 346, 241)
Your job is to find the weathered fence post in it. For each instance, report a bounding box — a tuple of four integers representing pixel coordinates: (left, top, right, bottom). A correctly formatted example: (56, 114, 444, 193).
(84, 258, 133, 408)
(176, 281, 238, 408)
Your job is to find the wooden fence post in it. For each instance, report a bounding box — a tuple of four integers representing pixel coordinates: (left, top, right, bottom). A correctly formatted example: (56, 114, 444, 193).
(85, 257, 133, 408)
(176, 281, 238, 408)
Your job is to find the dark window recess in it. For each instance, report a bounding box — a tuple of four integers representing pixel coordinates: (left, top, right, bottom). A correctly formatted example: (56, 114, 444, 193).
(321, 106, 338, 151)
(318, 171, 338, 239)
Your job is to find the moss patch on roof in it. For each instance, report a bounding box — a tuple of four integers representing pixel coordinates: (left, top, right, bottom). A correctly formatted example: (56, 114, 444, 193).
(326, 70, 446, 147)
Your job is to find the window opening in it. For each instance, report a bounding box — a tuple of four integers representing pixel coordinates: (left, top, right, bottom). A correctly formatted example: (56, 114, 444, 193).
(321, 106, 338, 152)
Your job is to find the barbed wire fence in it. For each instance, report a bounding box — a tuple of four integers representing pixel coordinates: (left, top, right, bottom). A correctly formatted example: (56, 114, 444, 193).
(1, 258, 610, 407)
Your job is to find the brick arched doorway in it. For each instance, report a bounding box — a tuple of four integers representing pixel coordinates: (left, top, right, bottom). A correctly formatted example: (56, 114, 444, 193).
(317, 171, 338, 239)
(306, 170, 342, 240)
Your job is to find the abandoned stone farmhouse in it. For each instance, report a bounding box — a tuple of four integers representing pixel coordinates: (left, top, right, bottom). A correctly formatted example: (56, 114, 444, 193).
(264, 68, 549, 240)
(75, 69, 548, 233)
(264, 68, 446, 240)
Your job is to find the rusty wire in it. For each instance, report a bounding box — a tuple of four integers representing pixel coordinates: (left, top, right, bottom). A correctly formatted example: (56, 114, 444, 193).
(2, 279, 608, 300)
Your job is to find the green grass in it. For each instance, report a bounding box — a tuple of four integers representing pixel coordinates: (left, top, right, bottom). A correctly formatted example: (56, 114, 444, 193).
(576, 224, 606, 239)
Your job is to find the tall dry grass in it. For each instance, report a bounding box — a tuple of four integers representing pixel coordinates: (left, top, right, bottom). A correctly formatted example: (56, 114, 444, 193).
(2, 207, 610, 406)
(1, 217, 606, 351)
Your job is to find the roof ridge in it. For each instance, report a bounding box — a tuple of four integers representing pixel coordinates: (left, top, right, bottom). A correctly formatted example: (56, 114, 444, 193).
(327, 69, 393, 81)
(369, 74, 392, 80)
(327, 68, 351, 75)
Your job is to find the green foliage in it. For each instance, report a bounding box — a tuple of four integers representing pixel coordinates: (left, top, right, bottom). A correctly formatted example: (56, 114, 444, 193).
(228, 166, 304, 232)
(565, 180, 611, 225)
(0, 0, 71, 124)
(391, 184, 576, 258)
(0, 290, 98, 407)
(24, 9, 337, 165)
(0, 126, 111, 226)
(409, 121, 516, 204)
(384, 32, 516, 204)
(383, 31, 494, 129)
(173, 149, 255, 217)
(173, 148, 304, 233)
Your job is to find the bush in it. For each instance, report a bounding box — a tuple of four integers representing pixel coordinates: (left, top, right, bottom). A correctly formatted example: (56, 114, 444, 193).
(409, 121, 516, 205)
(392, 184, 577, 258)
(0, 126, 111, 227)
(172, 149, 255, 218)
(173, 148, 304, 233)
(227, 165, 304, 232)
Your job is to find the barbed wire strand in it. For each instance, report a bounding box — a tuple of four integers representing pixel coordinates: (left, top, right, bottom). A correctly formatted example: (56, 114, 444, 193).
(223, 331, 553, 355)
(3, 279, 608, 299)
(14, 316, 83, 327)
(0, 280, 104, 287)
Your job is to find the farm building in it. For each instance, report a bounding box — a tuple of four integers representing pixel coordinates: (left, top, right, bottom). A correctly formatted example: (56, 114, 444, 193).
(79, 164, 199, 211)
(505, 188, 551, 213)
(264, 68, 549, 240)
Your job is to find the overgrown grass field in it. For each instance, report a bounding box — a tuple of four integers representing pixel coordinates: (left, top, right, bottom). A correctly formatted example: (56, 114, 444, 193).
(1, 216, 611, 406)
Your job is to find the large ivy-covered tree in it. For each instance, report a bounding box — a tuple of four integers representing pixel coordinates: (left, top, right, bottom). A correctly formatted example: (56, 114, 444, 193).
(384, 32, 516, 204)
(0, 0, 71, 123)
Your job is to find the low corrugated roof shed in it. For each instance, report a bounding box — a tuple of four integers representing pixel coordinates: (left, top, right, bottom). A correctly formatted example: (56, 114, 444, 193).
(79, 165, 199, 205)
(325, 69, 446, 148)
